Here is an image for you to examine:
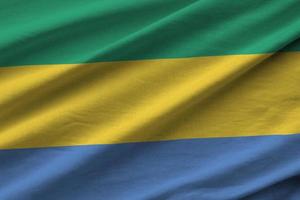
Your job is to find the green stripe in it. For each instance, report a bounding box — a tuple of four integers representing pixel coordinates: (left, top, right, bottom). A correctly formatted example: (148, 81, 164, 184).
(0, 0, 300, 67)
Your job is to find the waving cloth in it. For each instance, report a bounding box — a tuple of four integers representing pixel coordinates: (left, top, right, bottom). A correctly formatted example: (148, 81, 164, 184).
(0, 1, 300, 199)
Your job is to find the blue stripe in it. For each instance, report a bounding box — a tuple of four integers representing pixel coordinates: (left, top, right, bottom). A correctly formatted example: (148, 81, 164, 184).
(1, 134, 300, 200)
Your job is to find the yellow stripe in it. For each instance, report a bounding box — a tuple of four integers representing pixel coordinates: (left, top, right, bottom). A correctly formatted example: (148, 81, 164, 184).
(1, 52, 300, 149)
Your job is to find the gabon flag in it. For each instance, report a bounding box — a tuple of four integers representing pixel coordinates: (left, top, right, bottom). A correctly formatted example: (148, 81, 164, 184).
(0, 1, 300, 199)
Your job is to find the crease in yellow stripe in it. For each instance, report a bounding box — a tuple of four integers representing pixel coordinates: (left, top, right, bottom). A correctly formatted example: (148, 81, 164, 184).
(1, 52, 300, 149)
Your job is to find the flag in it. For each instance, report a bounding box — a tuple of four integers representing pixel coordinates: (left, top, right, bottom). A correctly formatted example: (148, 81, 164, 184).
(1, 1, 300, 199)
